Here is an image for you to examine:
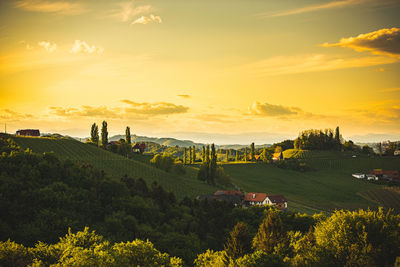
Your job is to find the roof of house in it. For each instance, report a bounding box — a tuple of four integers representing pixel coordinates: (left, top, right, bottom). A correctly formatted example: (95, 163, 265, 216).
(244, 192, 267, 202)
(132, 143, 146, 149)
(267, 195, 287, 204)
(214, 190, 244, 198)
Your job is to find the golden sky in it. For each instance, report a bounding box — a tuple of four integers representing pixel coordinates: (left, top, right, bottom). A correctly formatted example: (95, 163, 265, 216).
(1, 0, 400, 143)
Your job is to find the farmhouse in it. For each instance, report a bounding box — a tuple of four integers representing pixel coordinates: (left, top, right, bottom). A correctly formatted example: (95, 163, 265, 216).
(244, 193, 268, 205)
(265, 195, 288, 209)
(16, 129, 40, 136)
(272, 152, 283, 161)
(132, 142, 146, 154)
(352, 173, 365, 179)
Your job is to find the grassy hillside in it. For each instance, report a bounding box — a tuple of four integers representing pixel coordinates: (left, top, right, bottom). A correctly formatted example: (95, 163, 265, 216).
(6, 135, 218, 199)
(224, 150, 400, 214)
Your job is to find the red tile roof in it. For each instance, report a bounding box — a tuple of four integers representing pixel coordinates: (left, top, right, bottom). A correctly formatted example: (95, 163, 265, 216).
(267, 195, 287, 204)
(244, 193, 267, 202)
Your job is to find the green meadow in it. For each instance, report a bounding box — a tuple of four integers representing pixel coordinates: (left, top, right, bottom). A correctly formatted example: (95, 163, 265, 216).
(224, 150, 400, 214)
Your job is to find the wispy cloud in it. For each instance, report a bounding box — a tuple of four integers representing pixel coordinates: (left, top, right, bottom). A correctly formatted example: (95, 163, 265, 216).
(121, 100, 188, 115)
(38, 41, 57, 53)
(49, 106, 121, 118)
(110, 0, 152, 22)
(0, 109, 34, 121)
(378, 88, 400, 93)
(70, 40, 104, 54)
(177, 94, 191, 99)
(240, 54, 397, 77)
(132, 14, 162, 25)
(14, 0, 87, 15)
(49, 101, 188, 119)
(247, 102, 301, 117)
(321, 28, 400, 59)
(259, 0, 365, 18)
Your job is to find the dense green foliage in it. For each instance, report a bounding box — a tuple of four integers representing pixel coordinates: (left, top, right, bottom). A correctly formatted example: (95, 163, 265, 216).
(0, 228, 183, 266)
(294, 128, 341, 150)
(195, 209, 400, 266)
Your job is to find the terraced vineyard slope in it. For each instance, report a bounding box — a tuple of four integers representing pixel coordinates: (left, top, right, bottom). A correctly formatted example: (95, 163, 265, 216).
(5, 134, 217, 198)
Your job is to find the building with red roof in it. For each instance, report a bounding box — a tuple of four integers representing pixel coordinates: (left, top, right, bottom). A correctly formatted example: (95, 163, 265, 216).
(244, 193, 268, 205)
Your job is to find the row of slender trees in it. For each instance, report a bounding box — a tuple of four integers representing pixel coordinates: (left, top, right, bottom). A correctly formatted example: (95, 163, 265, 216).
(89, 121, 132, 147)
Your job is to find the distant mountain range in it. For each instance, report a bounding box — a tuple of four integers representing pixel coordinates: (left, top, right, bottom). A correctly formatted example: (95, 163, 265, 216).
(108, 134, 271, 149)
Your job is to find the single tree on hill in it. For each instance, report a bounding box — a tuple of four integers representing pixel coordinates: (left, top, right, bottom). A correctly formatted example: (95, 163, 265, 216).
(101, 121, 108, 147)
(90, 123, 99, 145)
(251, 142, 255, 161)
(189, 146, 192, 164)
(210, 144, 217, 185)
(224, 222, 252, 259)
(125, 126, 131, 144)
(335, 126, 342, 150)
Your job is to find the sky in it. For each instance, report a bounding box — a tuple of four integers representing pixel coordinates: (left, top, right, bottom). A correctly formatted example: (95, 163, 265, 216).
(1, 0, 400, 144)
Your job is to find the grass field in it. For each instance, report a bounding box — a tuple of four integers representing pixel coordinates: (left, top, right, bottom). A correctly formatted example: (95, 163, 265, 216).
(224, 150, 400, 214)
(6, 135, 218, 199)
(359, 187, 400, 210)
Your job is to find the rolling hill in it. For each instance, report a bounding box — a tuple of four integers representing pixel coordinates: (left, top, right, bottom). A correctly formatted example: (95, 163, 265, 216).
(5, 134, 218, 199)
(224, 149, 400, 214)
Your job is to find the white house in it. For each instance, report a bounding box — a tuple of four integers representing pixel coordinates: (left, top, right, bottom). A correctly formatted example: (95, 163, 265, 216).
(352, 173, 365, 179)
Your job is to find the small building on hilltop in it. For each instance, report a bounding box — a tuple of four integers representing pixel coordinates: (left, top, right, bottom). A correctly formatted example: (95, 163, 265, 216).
(244, 193, 268, 205)
(272, 152, 283, 161)
(132, 142, 146, 154)
(16, 129, 40, 136)
(265, 195, 288, 209)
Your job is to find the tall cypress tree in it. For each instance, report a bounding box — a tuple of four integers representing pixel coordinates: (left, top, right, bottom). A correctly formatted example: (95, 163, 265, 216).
(101, 121, 108, 147)
(189, 146, 192, 164)
(125, 126, 131, 144)
(90, 123, 99, 145)
(192, 146, 196, 163)
(226, 150, 229, 163)
(251, 142, 255, 161)
(335, 126, 341, 150)
(205, 144, 210, 183)
(183, 147, 187, 165)
(245, 147, 248, 162)
(235, 150, 239, 162)
(202, 146, 206, 163)
(210, 144, 217, 185)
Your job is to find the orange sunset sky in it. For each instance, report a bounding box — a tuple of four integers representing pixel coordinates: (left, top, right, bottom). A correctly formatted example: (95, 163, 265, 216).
(1, 0, 400, 144)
